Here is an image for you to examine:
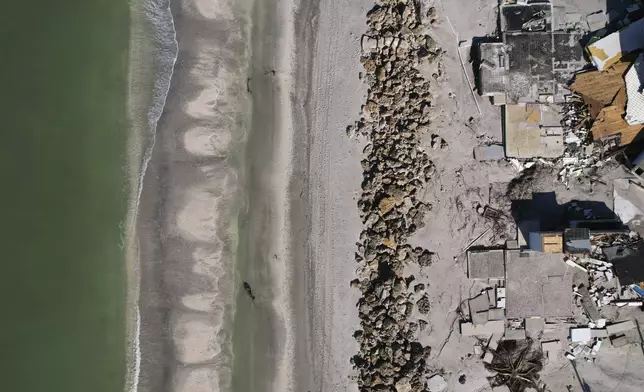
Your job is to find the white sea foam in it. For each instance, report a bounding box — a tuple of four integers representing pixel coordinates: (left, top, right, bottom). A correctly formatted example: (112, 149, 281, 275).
(127, 0, 178, 391)
(129, 307, 141, 392)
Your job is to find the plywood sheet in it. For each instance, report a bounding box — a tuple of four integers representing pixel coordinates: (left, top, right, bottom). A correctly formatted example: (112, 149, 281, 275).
(542, 233, 563, 254)
(569, 60, 631, 117)
(591, 88, 644, 145)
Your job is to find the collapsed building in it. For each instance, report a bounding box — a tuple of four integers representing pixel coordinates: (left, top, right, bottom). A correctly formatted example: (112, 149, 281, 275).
(477, 1, 586, 159)
(568, 53, 644, 148)
(475, 1, 644, 161)
(461, 1, 644, 389)
(460, 188, 644, 369)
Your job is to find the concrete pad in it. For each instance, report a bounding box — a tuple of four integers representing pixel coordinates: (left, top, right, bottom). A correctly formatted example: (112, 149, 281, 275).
(467, 249, 505, 279)
(606, 320, 636, 335)
(543, 276, 572, 318)
(461, 320, 505, 336)
(488, 333, 502, 351)
(474, 144, 505, 161)
(504, 104, 564, 159)
(525, 317, 545, 338)
(427, 374, 448, 392)
(505, 250, 572, 319)
(505, 328, 526, 340)
(541, 340, 561, 353)
(487, 288, 497, 307)
(488, 308, 505, 321)
(591, 329, 608, 338)
(472, 310, 489, 325)
(478, 42, 507, 95)
(610, 334, 630, 348)
(518, 220, 539, 248)
(470, 294, 490, 313)
(470, 294, 491, 325)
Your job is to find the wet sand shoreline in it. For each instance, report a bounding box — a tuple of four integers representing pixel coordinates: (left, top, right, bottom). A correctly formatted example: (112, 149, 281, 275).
(136, 0, 251, 390)
(136, 0, 367, 390)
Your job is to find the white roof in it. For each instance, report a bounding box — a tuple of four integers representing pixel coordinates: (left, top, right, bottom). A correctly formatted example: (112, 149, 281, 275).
(588, 18, 644, 70)
(625, 53, 644, 125)
(570, 327, 592, 343)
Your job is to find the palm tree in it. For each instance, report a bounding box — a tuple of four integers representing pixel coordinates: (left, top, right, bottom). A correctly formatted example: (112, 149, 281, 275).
(484, 339, 546, 392)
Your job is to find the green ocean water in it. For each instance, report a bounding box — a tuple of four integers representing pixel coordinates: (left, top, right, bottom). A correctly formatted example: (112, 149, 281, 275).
(0, 1, 130, 391)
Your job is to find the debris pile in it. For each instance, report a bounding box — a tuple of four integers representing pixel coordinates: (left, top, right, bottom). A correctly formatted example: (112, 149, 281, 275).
(568, 319, 641, 360)
(568, 232, 642, 314)
(557, 97, 602, 184)
(562, 55, 644, 184)
(572, 278, 617, 313)
(561, 97, 591, 149)
(567, 325, 604, 362)
(349, 1, 441, 390)
(591, 232, 639, 254)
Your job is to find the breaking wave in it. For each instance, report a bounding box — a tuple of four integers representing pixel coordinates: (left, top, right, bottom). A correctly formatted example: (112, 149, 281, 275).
(126, 0, 178, 391)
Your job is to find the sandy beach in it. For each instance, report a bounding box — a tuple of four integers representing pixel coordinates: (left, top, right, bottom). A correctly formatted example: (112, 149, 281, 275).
(289, 0, 371, 390)
(136, 0, 367, 390)
(232, 0, 369, 389)
(136, 0, 251, 390)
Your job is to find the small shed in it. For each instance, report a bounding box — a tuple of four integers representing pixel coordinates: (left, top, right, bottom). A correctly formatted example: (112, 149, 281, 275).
(528, 231, 563, 253)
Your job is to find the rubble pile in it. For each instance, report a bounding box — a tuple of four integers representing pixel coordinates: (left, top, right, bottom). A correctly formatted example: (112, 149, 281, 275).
(568, 319, 641, 361)
(569, 232, 642, 316)
(558, 98, 602, 184)
(591, 232, 639, 254)
(590, 233, 642, 304)
(349, 1, 440, 390)
(570, 263, 611, 306)
(566, 336, 603, 362)
(561, 97, 591, 148)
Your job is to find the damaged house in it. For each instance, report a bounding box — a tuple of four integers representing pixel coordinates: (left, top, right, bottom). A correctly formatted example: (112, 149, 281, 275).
(562, 4, 644, 151)
(476, 1, 586, 159)
(568, 55, 644, 147)
(586, 14, 644, 71)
